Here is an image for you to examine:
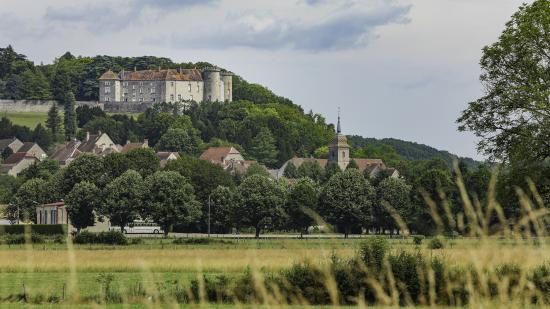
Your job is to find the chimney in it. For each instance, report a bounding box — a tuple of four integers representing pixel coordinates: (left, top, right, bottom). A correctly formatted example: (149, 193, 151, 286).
(86, 131, 90, 142)
(98, 130, 102, 136)
(143, 139, 149, 148)
(158, 65, 161, 72)
(134, 66, 137, 72)
(126, 140, 130, 145)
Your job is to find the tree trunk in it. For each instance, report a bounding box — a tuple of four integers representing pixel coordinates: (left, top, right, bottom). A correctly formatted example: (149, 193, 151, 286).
(255, 227, 261, 239)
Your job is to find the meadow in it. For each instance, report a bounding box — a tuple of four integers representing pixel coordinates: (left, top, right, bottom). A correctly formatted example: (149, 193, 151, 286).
(1, 111, 140, 129)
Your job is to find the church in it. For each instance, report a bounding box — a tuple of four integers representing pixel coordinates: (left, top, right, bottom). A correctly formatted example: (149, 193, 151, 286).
(273, 115, 398, 179)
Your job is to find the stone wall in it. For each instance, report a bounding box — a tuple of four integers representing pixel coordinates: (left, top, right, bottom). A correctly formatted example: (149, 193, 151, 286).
(0, 100, 102, 113)
(103, 101, 154, 113)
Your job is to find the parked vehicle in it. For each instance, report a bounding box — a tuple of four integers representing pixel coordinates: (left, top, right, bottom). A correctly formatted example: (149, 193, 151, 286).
(109, 221, 163, 234)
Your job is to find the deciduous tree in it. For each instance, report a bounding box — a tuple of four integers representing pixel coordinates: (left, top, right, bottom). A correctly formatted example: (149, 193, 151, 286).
(66, 181, 100, 232)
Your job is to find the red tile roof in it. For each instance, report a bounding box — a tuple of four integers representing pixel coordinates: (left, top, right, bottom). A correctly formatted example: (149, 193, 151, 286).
(199, 147, 237, 162)
(2, 152, 35, 165)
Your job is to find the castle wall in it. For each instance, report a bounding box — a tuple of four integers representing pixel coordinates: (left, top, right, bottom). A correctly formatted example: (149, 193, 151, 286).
(0, 100, 102, 113)
(221, 73, 233, 102)
(121, 80, 163, 103)
(164, 80, 203, 103)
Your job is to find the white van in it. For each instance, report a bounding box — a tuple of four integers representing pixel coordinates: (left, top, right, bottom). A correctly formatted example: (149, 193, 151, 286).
(110, 221, 163, 234)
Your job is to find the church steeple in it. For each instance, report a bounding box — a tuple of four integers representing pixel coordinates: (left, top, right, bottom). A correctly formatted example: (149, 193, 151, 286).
(328, 108, 350, 170)
(337, 108, 341, 134)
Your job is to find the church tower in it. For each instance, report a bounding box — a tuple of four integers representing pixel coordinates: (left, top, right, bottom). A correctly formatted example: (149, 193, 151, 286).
(328, 111, 350, 170)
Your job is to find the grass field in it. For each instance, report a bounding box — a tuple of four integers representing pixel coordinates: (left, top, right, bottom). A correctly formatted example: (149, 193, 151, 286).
(1, 111, 141, 129)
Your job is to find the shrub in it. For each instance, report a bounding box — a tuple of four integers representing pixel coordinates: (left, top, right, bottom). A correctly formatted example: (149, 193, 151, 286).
(359, 237, 389, 273)
(5, 233, 45, 244)
(130, 238, 143, 245)
(387, 250, 425, 302)
(73, 231, 128, 245)
(53, 234, 65, 244)
(190, 274, 233, 303)
(0, 224, 67, 235)
(278, 262, 331, 304)
(428, 235, 446, 249)
(413, 235, 424, 245)
(173, 238, 234, 245)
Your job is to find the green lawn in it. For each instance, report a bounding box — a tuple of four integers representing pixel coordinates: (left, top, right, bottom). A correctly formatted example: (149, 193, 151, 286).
(1, 112, 49, 129)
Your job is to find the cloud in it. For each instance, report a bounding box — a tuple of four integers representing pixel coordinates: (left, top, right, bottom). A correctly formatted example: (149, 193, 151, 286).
(44, 0, 218, 32)
(163, 2, 411, 52)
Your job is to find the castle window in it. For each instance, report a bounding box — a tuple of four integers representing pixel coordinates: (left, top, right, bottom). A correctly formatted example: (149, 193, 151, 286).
(132, 85, 136, 89)
(104, 87, 111, 94)
(342, 151, 345, 158)
(190, 95, 193, 101)
(150, 88, 155, 93)
(178, 94, 182, 101)
(124, 82, 128, 86)
(170, 94, 174, 101)
(105, 81, 110, 86)
(139, 81, 143, 86)
(106, 97, 110, 102)
(197, 84, 200, 92)
(139, 98, 143, 102)
(152, 98, 156, 102)
(139, 88, 143, 94)
(125, 98, 128, 102)
(171, 82, 174, 87)
(150, 82, 153, 87)
(188, 83, 191, 92)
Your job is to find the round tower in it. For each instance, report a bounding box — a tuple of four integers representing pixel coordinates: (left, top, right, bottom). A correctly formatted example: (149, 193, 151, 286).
(221, 72, 233, 102)
(202, 67, 221, 102)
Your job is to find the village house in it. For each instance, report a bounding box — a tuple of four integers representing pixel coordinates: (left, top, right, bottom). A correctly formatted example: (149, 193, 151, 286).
(0, 137, 23, 154)
(36, 201, 110, 232)
(0, 141, 47, 176)
(156, 151, 180, 167)
(199, 146, 256, 174)
(121, 139, 149, 153)
(50, 131, 119, 167)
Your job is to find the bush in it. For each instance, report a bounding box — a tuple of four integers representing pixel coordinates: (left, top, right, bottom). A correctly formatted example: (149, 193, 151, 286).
(428, 235, 446, 249)
(73, 231, 128, 245)
(5, 233, 45, 244)
(359, 237, 389, 273)
(173, 238, 234, 245)
(387, 250, 425, 302)
(279, 262, 331, 304)
(190, 274, 233, 303)
(0, 224, 67, 235)
(53, 234, 65, 244)
(413, 235, 424, 245)
(130, 238, 143, 245)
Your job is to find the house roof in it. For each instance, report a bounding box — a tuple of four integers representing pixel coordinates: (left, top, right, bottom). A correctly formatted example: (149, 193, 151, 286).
(39, 201, 65, 208)
(121, 142, 145, 153)
(78, 134, 102, 153)
(118, 69, 203, 81)
(17, 142, 39, 153)
(2, 152, 34, 165)
(199, 147, 240, 162)
(156, 152, 180, 160)
(0, 137, 20, 151)
(50, 141, 81, 164)
(99, 70, 120, 80)
(286, 157, 385, 173)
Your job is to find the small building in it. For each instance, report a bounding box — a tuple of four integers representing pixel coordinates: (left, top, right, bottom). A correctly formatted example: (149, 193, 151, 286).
(17, 142, 47, 160)
(156, 151, 180, 167)
(0, 137, 23, 154)
(51, 132, 119, 167)
(36, 201, 109, 232)
(36, 202, 68, 225)
(0, 152, 39, 176)
(199, 147, 244, 166)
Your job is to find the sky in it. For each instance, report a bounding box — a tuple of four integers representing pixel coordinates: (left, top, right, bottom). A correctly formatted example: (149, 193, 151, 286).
(0, 0, 530, 160)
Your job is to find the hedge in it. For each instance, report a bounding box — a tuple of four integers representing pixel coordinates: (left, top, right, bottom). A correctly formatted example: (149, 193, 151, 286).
(0, 224, 67, 235)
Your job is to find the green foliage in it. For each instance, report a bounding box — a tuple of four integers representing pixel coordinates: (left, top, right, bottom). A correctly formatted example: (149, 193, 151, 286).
(73, 231, 128, 245)
(63, 154, 105, 192)
(0, 174, 18, 204)
(234, 174, 286, 238)
(0, 147, 12, 160)
(66, 181, 100, 232)
(248, 127, 278, 167)
(18, 159, 59, 181)
(346, 159, 358, 170)
(243, 162, 269, 179)
(413, 235, 424, 245)
(359, 237, 389, 273)
(324, 161, 341, 181)
(143, 171, 201, 236)
(63, 92, 77, 140)
(4, 233, 45, 245)
(297, 160, 325, 183)
(14, 178, 50, 222)
(156, 127, 203, 156)
(428, 235, 446, 249)
(0, 224, 66, 235)
(283, 161, 298, 178)
(101, 170, 144, 231)
(46, 103, 63, 142)
(208, 186, 236, 233)
(285, 178, 319, 235)
(32, 123, 54, 150)
(125, 148, 159, 177)
(374, 177, 412, 233)
(319, 169, 375, 237)
(76, 105, 106, 127)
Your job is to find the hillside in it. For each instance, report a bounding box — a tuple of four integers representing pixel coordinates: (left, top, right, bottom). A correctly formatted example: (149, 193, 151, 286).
(0, 45, 479, 166)
(347, 135, 480, 167)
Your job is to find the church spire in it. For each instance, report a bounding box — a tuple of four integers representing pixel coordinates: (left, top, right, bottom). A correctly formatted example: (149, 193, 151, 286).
(337, 107, 341, 134)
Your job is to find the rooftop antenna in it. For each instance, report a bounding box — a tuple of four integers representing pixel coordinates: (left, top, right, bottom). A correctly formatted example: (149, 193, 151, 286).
(337, 107, 341, 134)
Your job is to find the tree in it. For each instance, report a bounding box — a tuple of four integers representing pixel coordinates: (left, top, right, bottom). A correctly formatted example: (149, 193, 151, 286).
(1, 147, 12, 160)
(374, 177, 412, 235)
(102, 152, 130, 181)
(457, 0, 550, 162)
(14, 178, 49, 222)
(144, 171, 201, 236)
(319, 169, 375, 238)
(46, 103, 63, 142)
(283, 161, 298, 178)
(248, 127, 278, 167)
(63, 154, 105, 193)
(234, 174, 286, 238)
(66, 181, 100, 232)
(346, 159, 359, 170)
(126, 148, 160, 177)
(76, 105, 106, 127)
(209, 186, 235, 233)
(64, 92, 77, 140)
(32, 123, 54, 150)
(297, 160, 325, 183)
(324, 161, 342, 181)
(18, 159, 59, 181)
(285, 178, 319, 237)
(0, 175, 18, 204)
(156, 127, 203, 156)
(101, 170, 144, 232)
(244, 162, 270, 179)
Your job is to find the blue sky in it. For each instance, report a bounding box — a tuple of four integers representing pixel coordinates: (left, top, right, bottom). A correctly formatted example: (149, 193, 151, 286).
(0, 0, 530, 159)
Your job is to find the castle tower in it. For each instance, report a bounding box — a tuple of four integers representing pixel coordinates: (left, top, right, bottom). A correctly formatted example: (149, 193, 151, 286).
(202, 67, 221, 102)
(98, 70, 121, 102)
(328, 111, 350, 170)
(221, 72, 233, 102)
